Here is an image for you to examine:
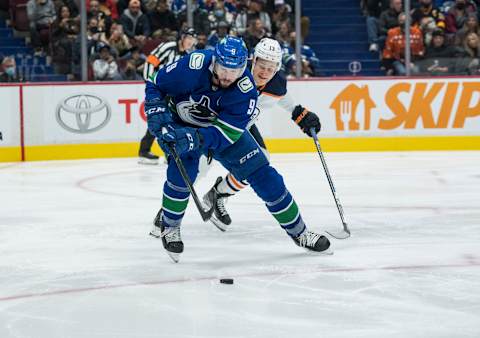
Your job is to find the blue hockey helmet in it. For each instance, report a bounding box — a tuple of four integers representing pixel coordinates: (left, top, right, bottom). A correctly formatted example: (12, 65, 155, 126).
(214, 36, 248, 70)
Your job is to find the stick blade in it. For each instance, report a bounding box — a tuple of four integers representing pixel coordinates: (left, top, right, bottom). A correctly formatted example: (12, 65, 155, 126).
(325, 229, 351, 240)
(200, 203, 215, 222)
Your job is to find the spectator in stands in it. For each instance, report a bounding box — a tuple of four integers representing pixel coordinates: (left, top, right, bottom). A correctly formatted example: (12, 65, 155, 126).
(445, 0, 477, 35)
(378, 0, 403, 43)
(208, 0, 235, 28)
(271, 0, 292, 36)
(51, 5, 79, 75)
(244, 18, 269, 50)
(178, 0, 211, 34)
(207, 21, 230, 48)
(382, 12, 425, 75)
(121, 59, 143, 80)
(284, 55, 315, 78)
(87, 0, 118, 20)
(170, 0, 187, 14)
(456, 32, 480, 74)
(92, 42, 121, 80)
(364, 0, 390, 52)
(455, 14, 480, 45)
(282, 31, 321, 76)
(420, 28, 459, 75)
(0, 57, 19, 82)
(148, 0, 178, 35)
(102, 23, 132, 57)
(53, 5, 79, 38)
(411, 0, 445, 29)
(196, 32, 208, 49)
(87, 17, 102, 57)
(129, 46, 146, 74)
(119, 0, 151, 46)
(235, 0, 272, 36)
(275, 21, 291, 48)
(88, 0, 113, 36)
(27, 0, 57, 52)
(420, 16, 439, 47)
(53, 0, 78, 17)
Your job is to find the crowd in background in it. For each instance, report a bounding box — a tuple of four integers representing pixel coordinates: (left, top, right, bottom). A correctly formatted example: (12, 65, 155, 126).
(363, 0, 480, 75)
(2, 0, 480, 82)
(0, 0, 320, 82)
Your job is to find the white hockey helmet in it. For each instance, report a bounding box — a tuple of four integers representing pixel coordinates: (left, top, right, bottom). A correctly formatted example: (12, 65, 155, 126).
(253, 38, 283, 72)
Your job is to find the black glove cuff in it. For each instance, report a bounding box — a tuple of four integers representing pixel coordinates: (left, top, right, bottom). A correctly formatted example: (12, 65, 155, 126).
(291, 105, 305, 123)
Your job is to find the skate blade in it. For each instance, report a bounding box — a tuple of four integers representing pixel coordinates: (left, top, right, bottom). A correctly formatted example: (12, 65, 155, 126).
(167, 251, 180, 263)
(303, 247, 334, 255)
(138, 158, 159, 165)
(149, 226, 162, 238)
(209, 215, 228, 232)
(149, 230, 161, 238)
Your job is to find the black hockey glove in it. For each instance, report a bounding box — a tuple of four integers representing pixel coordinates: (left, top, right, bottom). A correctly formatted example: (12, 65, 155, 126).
(291, 105, 321, 137)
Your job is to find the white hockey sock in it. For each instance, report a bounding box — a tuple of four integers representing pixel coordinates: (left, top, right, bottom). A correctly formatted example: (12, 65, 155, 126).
(217, 173, 248, 196)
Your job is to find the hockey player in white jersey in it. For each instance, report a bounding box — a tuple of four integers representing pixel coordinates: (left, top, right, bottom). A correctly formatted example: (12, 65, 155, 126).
(203, 38, 322, 231)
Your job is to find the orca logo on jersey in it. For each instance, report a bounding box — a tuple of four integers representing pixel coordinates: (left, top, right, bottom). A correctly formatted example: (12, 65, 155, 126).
(189, 53, 205, 70)
(238, 76, 254, 93)
(56, 94, 111, 133)
(176, 95, 218, 127)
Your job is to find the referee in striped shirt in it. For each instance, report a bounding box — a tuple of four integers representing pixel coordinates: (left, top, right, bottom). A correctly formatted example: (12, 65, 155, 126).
(138, 27, 198, 164)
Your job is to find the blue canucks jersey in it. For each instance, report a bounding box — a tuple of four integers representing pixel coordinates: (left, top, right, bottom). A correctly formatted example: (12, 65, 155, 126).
(145, 50, 258, 152)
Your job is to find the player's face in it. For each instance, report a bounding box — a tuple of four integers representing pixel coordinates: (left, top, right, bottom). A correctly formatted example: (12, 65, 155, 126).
(214, 63, 243, 88)
(181, 35, 197, 52)
(253, 58, 278, 87)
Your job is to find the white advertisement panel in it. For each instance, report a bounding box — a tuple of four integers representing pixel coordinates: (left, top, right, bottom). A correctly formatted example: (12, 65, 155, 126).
(0, 86, 20, 147)
(21, 77, 480, 146)
(23, 83, 147, 145)
(259, 77, 480, 139)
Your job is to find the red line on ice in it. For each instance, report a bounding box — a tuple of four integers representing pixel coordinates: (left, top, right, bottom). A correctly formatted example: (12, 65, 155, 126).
(1, 262, 479, 302)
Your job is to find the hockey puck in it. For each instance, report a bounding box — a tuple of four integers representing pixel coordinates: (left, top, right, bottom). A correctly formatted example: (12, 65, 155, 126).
(219, 278, 234, 284)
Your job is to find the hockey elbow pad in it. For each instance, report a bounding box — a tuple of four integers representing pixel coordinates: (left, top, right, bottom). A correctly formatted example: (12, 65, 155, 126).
(291, 105, 321, 137)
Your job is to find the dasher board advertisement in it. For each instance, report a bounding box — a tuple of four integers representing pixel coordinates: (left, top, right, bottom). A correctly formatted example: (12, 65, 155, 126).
(259, 77, 480, 138)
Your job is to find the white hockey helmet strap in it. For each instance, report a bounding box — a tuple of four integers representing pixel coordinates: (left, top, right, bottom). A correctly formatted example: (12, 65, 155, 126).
(253, 38, 282, 72)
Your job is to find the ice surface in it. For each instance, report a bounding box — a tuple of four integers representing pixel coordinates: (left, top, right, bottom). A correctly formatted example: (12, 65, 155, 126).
(1, 152, 479, 338)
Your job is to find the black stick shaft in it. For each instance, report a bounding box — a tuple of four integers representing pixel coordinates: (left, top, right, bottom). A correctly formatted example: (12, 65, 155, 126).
(310, 129, 350, 234)
(167, 145, 213, 221)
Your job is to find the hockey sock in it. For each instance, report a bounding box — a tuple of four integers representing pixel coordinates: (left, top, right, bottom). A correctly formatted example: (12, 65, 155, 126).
(247, 165, 306, 238)
(266, 190, 306, 238)
(162, 180, 190, 227)
(216, 173, 248, 196)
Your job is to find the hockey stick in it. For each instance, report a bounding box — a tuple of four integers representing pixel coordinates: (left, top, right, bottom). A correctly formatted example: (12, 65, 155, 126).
(310, 128, 351, 239)
(162, 128, 214, 222)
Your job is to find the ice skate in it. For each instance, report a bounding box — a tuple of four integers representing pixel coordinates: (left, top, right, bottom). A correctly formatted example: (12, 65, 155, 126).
(150, 209, 183, 263)
(138, 151, 159, 165)
(292, 229, 332, 254)
(203, 177, 232, 231)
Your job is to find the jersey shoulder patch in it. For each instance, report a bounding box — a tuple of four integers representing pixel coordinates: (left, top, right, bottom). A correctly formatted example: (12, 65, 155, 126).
(237, 76, 254, 93)
(189, 53, 205, 70)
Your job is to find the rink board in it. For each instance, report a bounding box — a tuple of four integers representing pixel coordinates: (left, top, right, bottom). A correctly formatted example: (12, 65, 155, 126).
(1, 77, 480, 161)
(0, 86, 21, 162)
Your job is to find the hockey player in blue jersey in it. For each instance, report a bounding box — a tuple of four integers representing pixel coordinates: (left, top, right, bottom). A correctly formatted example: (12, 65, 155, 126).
(203, 38, 323, 231)
(145, 36, 330, 262)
